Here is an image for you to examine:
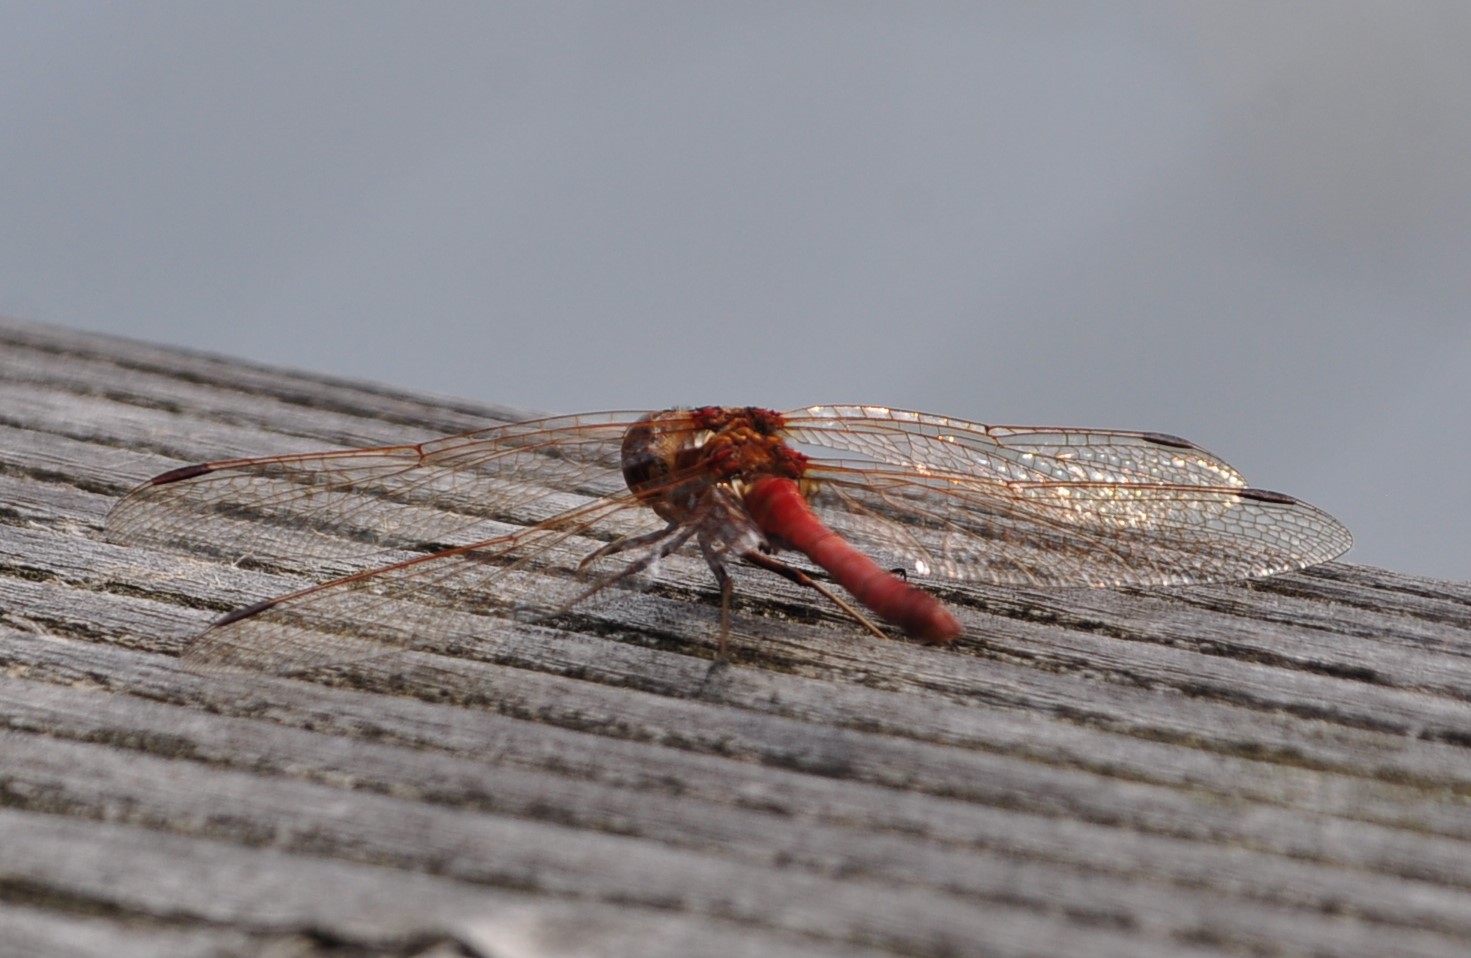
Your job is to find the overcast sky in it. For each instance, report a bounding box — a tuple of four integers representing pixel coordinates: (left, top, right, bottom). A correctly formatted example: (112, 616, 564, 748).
(3, 3, 1467, 581)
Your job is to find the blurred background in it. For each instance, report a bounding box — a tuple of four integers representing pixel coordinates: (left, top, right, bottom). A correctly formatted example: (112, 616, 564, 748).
(2, 3, 1466, 579)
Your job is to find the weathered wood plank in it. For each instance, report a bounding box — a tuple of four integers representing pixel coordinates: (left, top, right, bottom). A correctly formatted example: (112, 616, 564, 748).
(2, 315, 1470, 957)
(0, 904, 259, 958)
(0, 808, 886, 958)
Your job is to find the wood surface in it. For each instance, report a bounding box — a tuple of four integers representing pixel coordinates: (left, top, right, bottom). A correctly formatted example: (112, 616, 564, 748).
(1, 315, 1468, 958)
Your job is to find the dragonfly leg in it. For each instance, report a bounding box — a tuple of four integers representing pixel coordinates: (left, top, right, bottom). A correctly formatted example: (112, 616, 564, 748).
(562, 521, 698, 612)
(576, 520, 682, 573)
(740, 550, 891, 641)
(694, 535, 738, 660)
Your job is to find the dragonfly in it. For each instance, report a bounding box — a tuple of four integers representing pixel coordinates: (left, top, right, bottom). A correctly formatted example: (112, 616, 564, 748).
(105, 405, 1352, 673)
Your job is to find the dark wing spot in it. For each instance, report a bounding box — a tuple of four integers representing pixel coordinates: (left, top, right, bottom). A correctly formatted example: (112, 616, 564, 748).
(212, 597, 280, 627)
(1237, 487, 1299, 505)
(1140, 431, 1197, 450)
(150, 462, 216, 485)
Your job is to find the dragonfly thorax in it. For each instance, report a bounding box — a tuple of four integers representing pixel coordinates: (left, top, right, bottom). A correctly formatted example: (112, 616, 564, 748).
(620, 408, 808, 525)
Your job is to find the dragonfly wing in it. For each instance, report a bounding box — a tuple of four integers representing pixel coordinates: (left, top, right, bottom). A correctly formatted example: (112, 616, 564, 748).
(105, 412, 642, 565)
(802, 462, 1352, 588)
(785, 405, 1248, 488)
(180, 494, 668, 674)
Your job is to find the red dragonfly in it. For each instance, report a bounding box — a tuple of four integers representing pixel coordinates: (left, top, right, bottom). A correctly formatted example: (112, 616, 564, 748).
(105, 405, 1351, 672)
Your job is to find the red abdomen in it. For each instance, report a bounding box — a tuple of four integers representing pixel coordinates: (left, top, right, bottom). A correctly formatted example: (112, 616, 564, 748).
(743, 476, 962, 643)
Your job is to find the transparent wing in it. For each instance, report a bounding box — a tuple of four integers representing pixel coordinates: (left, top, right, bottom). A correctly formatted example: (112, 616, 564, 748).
(801, 459, 1351, 588)
(106, 409, 761, 673)
(782, 405, 1348, 586)
(105, 412, 651, 564)
(173, 492, 679, 674)
(785, 405, 1249, 488)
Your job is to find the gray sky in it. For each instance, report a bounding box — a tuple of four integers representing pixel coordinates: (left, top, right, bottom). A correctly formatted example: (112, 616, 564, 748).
(3, 3, 1467, 581)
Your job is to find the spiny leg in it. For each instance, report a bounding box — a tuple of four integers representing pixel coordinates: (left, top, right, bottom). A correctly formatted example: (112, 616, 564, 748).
(558, 521, 700, 614)
(740, 550, 891, 641)
(696, 535, 736, 660)
(577, 520, 683, 572)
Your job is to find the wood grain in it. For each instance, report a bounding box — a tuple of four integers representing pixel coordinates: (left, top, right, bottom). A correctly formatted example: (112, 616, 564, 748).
(2, 315, 1468, 958)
